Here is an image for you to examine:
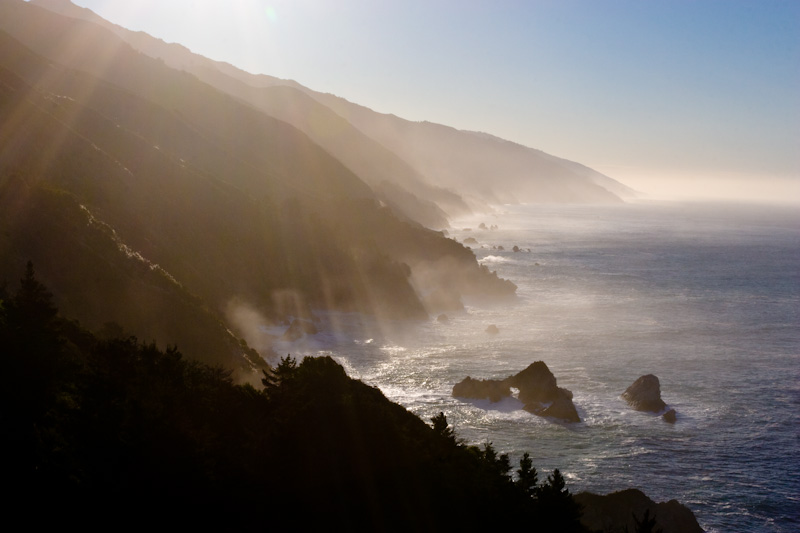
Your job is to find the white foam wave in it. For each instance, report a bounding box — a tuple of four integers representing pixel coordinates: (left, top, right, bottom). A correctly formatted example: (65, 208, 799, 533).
(480, 255, 510, 264)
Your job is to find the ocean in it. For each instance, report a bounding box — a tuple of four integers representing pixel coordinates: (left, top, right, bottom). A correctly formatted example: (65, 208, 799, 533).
(278, 201, 800, 532)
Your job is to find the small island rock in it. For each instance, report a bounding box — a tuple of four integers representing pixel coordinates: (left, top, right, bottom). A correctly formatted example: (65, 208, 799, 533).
(485, 324, 499, 334)
(622, 375, 674, 420)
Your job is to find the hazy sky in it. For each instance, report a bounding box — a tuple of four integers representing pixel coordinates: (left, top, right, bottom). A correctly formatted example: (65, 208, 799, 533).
(68, 0, 800, 202)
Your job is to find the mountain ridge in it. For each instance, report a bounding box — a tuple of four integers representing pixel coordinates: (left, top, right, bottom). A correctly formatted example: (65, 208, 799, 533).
(28, 0, 636, 218)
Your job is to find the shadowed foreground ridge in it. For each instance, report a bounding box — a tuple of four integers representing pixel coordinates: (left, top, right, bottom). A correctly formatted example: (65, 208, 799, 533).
(1, 265, 703, 531)
(0, 264, 580, 531)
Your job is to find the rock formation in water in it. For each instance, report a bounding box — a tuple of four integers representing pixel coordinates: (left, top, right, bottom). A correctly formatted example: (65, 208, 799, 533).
(575, 488, 704, 533)
(485, 324, 500, 334)
(452, 361, 580, 422)
(281, 318, 318, 341)
(622, 374, 676, 422)
(452, 377, 511, 403)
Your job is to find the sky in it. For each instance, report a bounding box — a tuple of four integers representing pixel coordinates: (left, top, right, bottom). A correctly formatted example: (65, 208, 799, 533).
(68, 0, 800, 203)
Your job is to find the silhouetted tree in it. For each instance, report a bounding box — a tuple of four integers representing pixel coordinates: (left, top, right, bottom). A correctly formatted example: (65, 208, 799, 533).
(261, 354, 298, 396)
(431, 411, 456, 443)
(536, 469, 585, 532)
(516, 451, 539, 496)
(482, 442, 512, 477)
(631, 508, 662, 533)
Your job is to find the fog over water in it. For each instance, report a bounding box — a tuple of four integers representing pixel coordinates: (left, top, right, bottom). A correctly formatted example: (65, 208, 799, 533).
(279, 201, 800, 533)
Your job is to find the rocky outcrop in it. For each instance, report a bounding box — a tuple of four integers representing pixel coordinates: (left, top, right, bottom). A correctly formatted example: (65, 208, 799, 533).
(281, 318, 318, 342)
(452, 361, 580, 422)
(622, 374, 677, 423)
(452, 377, 511, 403)
(485, 324, 500, 334)
(436, 313, 449, 323)
(575, 488, 704, 533)
(622, 374, 667, 412)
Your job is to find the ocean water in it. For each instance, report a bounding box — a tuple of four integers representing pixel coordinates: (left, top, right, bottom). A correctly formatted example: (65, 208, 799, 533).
(280, 201, 800, 532)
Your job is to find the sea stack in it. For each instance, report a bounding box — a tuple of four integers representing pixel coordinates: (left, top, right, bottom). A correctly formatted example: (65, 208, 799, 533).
(622, 374, 676, 423)
(452, 361, 580, 423)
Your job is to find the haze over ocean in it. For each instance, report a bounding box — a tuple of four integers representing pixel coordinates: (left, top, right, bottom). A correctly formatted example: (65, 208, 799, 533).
(69, 0, 800, 204)
(21, 2, 798, 529)
(283, 202, 800, 532)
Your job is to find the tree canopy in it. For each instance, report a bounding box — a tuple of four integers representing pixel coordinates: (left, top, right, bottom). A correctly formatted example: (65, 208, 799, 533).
(0, 263, 586, 531)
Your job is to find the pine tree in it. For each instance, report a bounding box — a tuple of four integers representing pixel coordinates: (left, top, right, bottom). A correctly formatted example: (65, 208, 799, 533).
(430, 411, 456, 443)
(261, 354, 298, 396)
(631, 508, 662, 533)
(536, 469, 585, 532)
(516, 451, 539, 496)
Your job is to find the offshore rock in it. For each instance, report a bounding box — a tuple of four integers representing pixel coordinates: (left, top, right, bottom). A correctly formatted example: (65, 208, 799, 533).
(485, 324, 500, 334)
(452, 361, 580, 422)
(575, 488, 704, 533)
(281, 318, 318, 342)
(508, 362, 579, 422)
(662, 408, 677, 423)
(452, 377, 511, 403)
(622, 374, 668, 413)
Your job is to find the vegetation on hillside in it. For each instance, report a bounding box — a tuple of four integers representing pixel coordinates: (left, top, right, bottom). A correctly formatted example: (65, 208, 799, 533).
(0, 11, 516, 371)
(1, 263, 580, 531)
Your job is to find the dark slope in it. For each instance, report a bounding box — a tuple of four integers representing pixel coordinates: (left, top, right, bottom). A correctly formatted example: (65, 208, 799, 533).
(28, 0, 633, 215)
(0, 3, 516, 373)
(0, 273, 588, 531)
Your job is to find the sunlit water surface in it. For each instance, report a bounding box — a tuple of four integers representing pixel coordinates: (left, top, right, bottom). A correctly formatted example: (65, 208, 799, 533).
(276, 202, 800, 532)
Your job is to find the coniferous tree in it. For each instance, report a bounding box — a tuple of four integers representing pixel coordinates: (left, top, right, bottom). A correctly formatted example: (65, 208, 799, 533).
(261, 354, 298, 396)
(516, 451, 539, 496)
(536, 469, 585, 532)
(631, 508, 662, 533)
(431, 411, 456, 444)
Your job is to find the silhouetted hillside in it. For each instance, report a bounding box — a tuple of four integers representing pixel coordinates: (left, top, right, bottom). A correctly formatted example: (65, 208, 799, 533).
(0, 268, 581, 531)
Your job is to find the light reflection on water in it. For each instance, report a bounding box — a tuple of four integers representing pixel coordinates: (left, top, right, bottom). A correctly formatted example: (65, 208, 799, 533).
(288, 202, 800, 533)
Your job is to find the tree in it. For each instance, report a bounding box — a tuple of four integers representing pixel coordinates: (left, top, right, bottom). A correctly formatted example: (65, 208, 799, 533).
(481, 442, 511, 477)
(430, 411, 456, 443)
(536, 469, 585, 532)
(261, 354, 298, 396)
(10, 261, 58, 328)
(631, 508, 662, 533)
(516, 451, 539, 496)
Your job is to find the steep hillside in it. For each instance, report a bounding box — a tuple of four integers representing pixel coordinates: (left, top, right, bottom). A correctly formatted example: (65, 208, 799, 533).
(0, 2, 516, 374)
(26, 0, 469, 227)
(0, 7, 515, 374)
(28, 0, 634, 216)
(307, 101, 638, 205)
